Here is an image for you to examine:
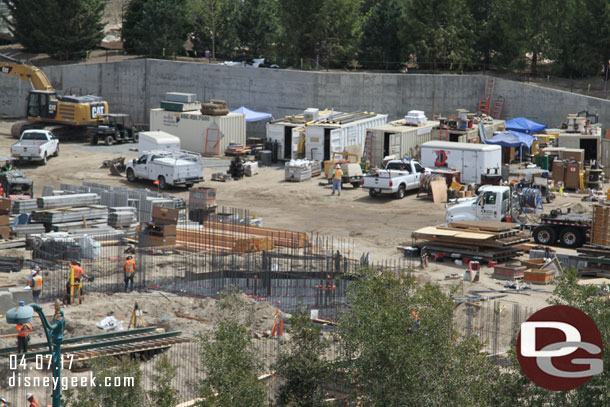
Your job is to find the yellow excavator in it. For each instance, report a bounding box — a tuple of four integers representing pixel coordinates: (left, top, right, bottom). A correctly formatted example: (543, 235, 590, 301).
(0, 53, 109, 138)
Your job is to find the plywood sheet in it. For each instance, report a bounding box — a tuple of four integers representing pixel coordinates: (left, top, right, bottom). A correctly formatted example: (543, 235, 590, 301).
(449, 220, 517, 232)
(430, 179, 447, 203)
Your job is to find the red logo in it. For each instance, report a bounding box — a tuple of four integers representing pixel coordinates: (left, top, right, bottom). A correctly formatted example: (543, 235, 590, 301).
(516, 305, 603, 391)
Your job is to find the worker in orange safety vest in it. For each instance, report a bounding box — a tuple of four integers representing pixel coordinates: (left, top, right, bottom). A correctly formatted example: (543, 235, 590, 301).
(331, 164, 343, 196)
(16, 322, 32, 353)
(123, 256, 136, 292)
(69, 260, 89, 304)
(411, 309, 421, 331)
(28, 268, 43, 303)
(26, 393, 39, 407)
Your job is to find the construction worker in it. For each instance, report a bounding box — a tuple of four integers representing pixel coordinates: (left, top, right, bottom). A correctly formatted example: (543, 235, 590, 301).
(411, 309, 421, 332)
(28, 268, 43, 303)
(123, 255, 136, 292)
(26, 393, 39, 407)
(69, 260, 89, 304)
(16, 322, 32, 353)
(0, 397, 8, 406)
(331, 164, 343, 196)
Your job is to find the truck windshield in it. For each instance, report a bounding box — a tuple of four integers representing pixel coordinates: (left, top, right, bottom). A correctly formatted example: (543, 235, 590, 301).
(21, 133, 47, 141)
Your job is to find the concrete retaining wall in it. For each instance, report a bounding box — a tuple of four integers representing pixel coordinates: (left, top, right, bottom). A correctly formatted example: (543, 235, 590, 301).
(1, 59, 609, 131)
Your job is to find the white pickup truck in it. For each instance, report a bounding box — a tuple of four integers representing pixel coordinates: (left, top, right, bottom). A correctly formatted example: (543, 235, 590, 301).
(362, 159, 430, 199)
(125, 150, 204, 189)
(11, 130, 59, 165)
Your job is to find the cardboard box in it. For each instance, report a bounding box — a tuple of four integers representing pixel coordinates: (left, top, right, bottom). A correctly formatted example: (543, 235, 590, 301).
(560, 148, 585, 164)
(151, 206, 179, 224)
(552, 160, 565, 184)
(564, 163, 581, 189)
(0, 198, 10, 213)
(145, 223, 176, 237)
(139, 233, 176, 247)
(0, 226, 11, 239)
(0, 215, 10, 226)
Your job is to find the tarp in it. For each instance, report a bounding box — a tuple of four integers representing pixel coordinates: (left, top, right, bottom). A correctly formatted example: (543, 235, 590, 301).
(484, 131, 536, 148)
(505, 117, 547, 134)
(230, 106, 272, 122)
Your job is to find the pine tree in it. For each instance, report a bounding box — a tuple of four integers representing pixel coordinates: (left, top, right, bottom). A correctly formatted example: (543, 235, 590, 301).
(359, 0, 402, 69)
(2, 0, 105, 60)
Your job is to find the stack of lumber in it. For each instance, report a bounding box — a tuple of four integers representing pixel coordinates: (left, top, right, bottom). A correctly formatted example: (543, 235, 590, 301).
(205, 221, 309, 248)
(11, 198, 37, 214)
(411, 221, 529, 263)
(139, 206, 178, 247)
(37, 193, 100, 209)
(574, 245, 610, 277)
(176, 228, 274, 253)
(591, 204, 610, 248)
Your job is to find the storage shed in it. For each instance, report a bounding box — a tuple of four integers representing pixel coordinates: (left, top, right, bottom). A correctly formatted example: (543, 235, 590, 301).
(365, 120, 439, 167)
(266, 120, 306, 160)
(305, 112, 388, 161)
(557, 132, 601, 163)
(149, 108, 246, 156)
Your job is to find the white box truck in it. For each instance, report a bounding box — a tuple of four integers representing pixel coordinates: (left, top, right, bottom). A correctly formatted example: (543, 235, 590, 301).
(420, 141, 501, 184)
(139, 131, 181, 152)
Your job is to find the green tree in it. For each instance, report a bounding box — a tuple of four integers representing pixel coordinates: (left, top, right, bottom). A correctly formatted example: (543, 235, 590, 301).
(236, 0, 278, 57)
(2, 0, 105, 60)
(122, 0, 190, 57)
(358, 0, 402, 69)
(277, 0, 362, 67)
(64, 357, 144, 407)
(148, 355, 180, 407)
(197, 291, 266, 407)
(274, 313, 330, 406)
(339, 269, 502, 406)
(190, 0, 240, 59)
(399, 0, 475, 71)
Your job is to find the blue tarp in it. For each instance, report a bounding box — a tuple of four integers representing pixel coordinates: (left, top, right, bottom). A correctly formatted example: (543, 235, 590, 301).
(505, 117, 547, 134)
(484, 131, 536, 148)
(230, 106, 272, 122)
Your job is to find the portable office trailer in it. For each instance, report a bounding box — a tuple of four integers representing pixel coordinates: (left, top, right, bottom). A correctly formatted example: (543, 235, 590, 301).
(305, 114, 388, 161)
(557, 133, 601, 163)
(138, 131, 181, 153)
(266, 121, 306, 160)
(149, 108, 246, 156)
(365, 120, 439, 166)
(420, 141, 502, 184)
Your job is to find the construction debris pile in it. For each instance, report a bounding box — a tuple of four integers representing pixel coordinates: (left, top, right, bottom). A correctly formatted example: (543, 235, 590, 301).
(412, 221, 529, 264)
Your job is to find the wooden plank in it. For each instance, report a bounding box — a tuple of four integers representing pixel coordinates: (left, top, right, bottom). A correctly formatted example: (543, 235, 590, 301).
(430, 179, 447, 204)
(449, 220, 518, 232)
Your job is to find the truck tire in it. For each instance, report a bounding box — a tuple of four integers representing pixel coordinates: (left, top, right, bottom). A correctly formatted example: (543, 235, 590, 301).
(105, 135, 114, 146)
(533, 226, 556, 245)
(126, 168, 136, 182)
(53, 145, 59, 157)
(90, 135, 98, 145)
(185, 183, 194, 188)
(42, 153, 47, 165)
(559, 227, 583, 248)
(369, 189, 379, 198)
(395, 185, 406, 199)
(158, 176, 168, 190)
(351, 182, 361, 188)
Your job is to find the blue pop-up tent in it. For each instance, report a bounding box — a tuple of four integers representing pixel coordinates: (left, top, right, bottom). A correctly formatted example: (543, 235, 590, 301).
(230, 106, 272, 122)
(484, 130, 536, 148)
(505, 117, 547, 134)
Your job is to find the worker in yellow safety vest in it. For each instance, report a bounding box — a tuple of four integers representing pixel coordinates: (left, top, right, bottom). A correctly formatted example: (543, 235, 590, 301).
(28, 268, 43, 303)
(123, 256, 136, 292)
(16, 322, 32, 353)
(331, 164, 343, 196)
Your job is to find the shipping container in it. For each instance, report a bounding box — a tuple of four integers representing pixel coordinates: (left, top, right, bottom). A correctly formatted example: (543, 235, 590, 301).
(149, 108, 246, 156)
(266, 121, 306, 160)
(557, 133, 601, 163)
(305, 114, 388, 161)
(365, 120, 439, 167)
(420, 141, 502, 184)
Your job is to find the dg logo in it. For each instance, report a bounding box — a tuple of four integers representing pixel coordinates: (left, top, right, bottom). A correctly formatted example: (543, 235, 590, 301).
(517, 305, 603, 391)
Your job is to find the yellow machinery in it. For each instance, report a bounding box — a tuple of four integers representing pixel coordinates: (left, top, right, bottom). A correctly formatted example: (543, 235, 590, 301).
(531, 132, 559, 156)
(0, 53, 109, 138)
(324, 151, 362, 178)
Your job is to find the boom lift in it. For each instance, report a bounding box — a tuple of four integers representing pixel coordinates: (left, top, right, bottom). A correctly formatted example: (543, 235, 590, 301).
(0, 53, 109, 138)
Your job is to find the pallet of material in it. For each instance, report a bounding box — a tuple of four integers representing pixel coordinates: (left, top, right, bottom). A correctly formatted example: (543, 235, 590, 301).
(590, 204, 610, 248)
(14, 224, 46, 237)
(492, 264, 526, 280)
(11, 198, 37, 214)
(523, 269, 553, 284)
(177, 228, 274, 253)
(37, 193, 100, 209)
(31, 207, 108, 224)
(204, 221, 309, 248)
(412, 225, 530, 248)
(415, 242, 522, 262)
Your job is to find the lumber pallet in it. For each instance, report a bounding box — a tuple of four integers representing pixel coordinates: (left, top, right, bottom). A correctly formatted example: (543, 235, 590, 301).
(177, 229, 274, 253)
(204, 222, 309, 248)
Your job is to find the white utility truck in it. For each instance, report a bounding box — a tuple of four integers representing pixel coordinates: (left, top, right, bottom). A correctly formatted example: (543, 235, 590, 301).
(362, 159, 430, 199)
(11, 129, 59, 165)
(420, 141, 501, 184)
(125, 150, 204, 189)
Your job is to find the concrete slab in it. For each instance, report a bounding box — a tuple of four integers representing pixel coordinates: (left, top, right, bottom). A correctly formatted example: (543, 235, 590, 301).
(9, 287, 33, 306)
(0, 291, 13, 315)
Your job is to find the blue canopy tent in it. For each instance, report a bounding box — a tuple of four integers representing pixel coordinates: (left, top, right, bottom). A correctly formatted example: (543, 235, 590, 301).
(505, 117, 547, 134)
(230, 106, 272, 122)
(484, 130, 537, 162)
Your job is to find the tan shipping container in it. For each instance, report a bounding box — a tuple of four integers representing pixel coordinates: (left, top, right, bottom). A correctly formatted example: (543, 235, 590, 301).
(149, 108, 246, 156)
(366, 121, 438, 167)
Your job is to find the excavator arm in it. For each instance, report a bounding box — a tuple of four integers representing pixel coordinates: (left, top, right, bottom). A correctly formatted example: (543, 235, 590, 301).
(0, 53, 54, 91)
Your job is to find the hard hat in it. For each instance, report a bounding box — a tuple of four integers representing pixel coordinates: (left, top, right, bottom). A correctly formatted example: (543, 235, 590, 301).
(335, 164, 341, 169)
(0, 397, 6, 402)
(26, 393, 32, 399)
(30, 270, 37, 276)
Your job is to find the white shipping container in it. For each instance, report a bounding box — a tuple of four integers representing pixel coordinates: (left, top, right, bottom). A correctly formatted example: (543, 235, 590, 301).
(420, 141, 502, 184)
(266, 122, 305, 160)
(149, 109, 246, 156)
(138, 131, 181, 152)
(305, 114, 388, 161)
(366, 121, 439, 167)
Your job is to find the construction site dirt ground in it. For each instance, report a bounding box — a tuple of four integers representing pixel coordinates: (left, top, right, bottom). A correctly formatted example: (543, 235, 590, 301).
(0, 118, 606, 343)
